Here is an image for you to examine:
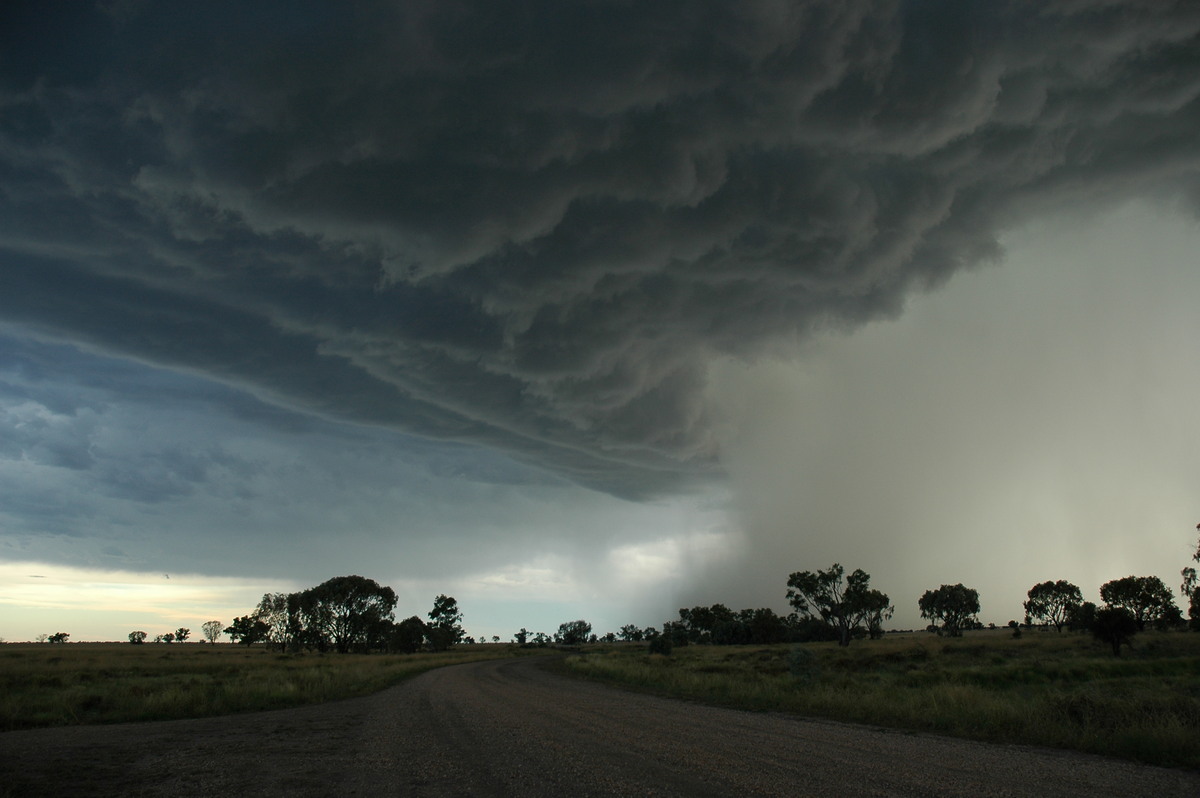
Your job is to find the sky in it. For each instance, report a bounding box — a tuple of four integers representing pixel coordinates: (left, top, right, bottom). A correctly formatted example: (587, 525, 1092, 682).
(2, 1, 1200, 642)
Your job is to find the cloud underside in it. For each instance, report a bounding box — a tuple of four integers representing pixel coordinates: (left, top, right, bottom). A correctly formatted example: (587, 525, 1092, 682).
(3, 1, 1200, 496)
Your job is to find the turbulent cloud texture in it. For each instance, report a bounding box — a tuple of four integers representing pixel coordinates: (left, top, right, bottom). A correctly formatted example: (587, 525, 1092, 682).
(4, 1, 1199, 497)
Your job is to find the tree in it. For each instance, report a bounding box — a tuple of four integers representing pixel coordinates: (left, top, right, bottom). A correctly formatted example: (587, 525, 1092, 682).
(225, 615, 269, 645)
(388, 616, 428, 654)
(48, 632, 69, 644)
(201, 620, 223, 644)
(1092, 606, 1138, 656)
(617, 625, 643, 642)
(35, 634, 48, 644)
(128, 630, 147, 645)
(162, 632, 175, 644)
(301, 575, 398, 653)
(1067, 601, 1097, 632)
(1099, 575, 1179, 631)
(255, 592, 303, 652)
(427, 594, 464, 651)
(787, 564, 893, 647)
(918, 584, 980, 637)
(1023, 580, 1083, 633)
(514, 627, 530, 646)
(174, 627, 190, 643)
(556, 620, 592, 645)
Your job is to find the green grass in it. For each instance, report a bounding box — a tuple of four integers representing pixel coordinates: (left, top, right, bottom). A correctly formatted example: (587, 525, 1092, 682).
(0, 642, 534, 730)
(560, 630, 1200, 769)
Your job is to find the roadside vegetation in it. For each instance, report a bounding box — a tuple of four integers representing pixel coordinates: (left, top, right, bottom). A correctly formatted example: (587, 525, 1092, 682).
(0, 642, 533, 731)
(561, 630, 1200, 769)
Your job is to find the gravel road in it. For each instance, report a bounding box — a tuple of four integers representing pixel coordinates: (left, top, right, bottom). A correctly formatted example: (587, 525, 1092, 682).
(2, 655, 1197, 797)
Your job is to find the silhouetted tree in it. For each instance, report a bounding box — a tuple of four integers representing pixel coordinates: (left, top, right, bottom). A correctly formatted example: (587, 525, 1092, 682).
(617, 625, 643, 642)
(225, 615, 269, 645)
(556, 619, 592, 645)
(1066, 601, 1097, 632)
(1092, 606, 1138, 656)
(514, 627, 530, 646)
(1023, 580, 1083, 633)
(174, 627, 190, 643)
(48, 632, 69, 644)
(255, 592, 303, 652)
(201, 620, 223, 644)
(128, 630, 147, 644)
(918, 584, 980, 637)
(389, 616, 428, 654)
(301, 575, 398, 653)
(426, 594, 464, 651)
(787, 564, 893, 646)
(1099, 575, 1179, 631)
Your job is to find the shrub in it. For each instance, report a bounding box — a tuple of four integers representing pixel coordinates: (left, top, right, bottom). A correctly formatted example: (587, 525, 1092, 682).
(788, 645, 820, 684)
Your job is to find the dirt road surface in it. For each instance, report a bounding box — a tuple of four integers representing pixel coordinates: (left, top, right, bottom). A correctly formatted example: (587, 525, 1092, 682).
(2, 656, 1197, 797)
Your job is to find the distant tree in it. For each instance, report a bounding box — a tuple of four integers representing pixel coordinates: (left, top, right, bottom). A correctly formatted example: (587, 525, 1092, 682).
(162, 632, 175, 644)
(301, 576, 398, 653)
(225, 615, 269, 645)
(1181, 567, 1200, 632)
(600, 632, 616, 643)
(128, 631, 147, 645)
(201, 620, 223, 644)
(492, 635, 500, 644)
(1099, 575, 1179, 631)
(617, 625, 643, 642)
(388, 616, 427, 654)
(1067, 601, 1097, 632)
(556, 620, 592, 645)
(426, 594, 465, 651)
(48, 632, 69, 644)
(787, 564, 893, 647)
(1092, 606, 1138, 656)
(663, 620, 690, 647)
(174, 627, 190, 643)
(918, 584, 980, 637)
(1023, 580, 1083, 633)
(531, 631, 551, 646)
(514, 627, 530, 646)
(35, 634, 48, 644)
(737, 607, 791, 645)
(1185, 524, 1200, 632)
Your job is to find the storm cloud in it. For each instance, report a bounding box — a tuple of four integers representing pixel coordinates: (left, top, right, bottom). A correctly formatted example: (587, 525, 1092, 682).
(4, 1, 1199, 498)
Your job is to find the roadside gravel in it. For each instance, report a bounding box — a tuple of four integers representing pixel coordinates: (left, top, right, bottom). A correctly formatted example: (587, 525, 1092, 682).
(2, 655, 1196, 797)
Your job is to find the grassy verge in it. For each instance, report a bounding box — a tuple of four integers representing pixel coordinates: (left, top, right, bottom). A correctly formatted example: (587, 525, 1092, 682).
(561, 631, 1200, 769)
(0, 642, 533, 730)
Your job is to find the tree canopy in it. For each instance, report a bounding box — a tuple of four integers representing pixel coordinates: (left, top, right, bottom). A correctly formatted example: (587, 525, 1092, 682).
(1099, 575, 1180, 631)
(918, 584, 980, 637)
(1023, 580, 1083, 633)
(786, 564, 893, 647)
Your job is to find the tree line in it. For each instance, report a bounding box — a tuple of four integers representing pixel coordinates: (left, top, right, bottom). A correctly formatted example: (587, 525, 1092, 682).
(38, 528, 1200, 654)
(595, 527, 1200, 657)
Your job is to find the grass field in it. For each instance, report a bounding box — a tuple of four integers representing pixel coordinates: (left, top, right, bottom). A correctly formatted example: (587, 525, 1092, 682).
(561, 630, 1200, 769)
(0, 642, 531, 731)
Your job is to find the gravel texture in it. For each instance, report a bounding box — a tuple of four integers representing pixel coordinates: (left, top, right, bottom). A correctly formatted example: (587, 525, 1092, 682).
(2, 656, 1197, 797)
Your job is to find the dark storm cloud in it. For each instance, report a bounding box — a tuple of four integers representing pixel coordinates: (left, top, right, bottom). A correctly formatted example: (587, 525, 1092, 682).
(2, 1, 1199, 496)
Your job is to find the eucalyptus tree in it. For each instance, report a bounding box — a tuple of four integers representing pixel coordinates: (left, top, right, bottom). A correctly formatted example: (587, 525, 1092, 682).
(787, 563, 893, 647)
(1023, 580, 1083, 633)
(918, 583, 980, 637)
